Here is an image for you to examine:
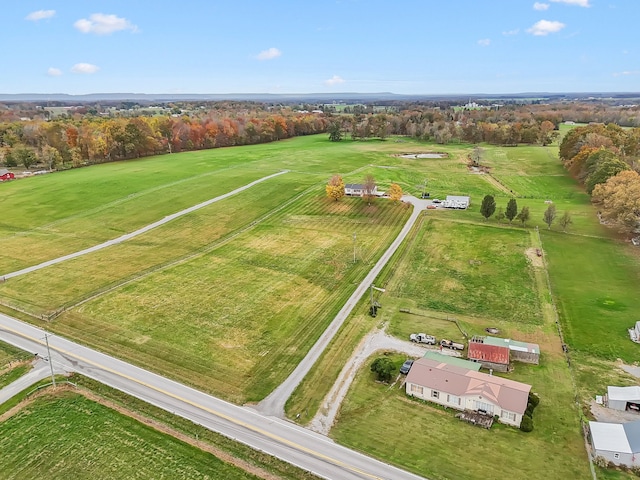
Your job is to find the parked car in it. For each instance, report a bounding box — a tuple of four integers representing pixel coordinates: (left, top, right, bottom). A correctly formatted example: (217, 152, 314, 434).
(427, 204, 437, 209)
(410, 333, 436, 345)
(400, 359, 414, 375)
(432, 199, 442, 203)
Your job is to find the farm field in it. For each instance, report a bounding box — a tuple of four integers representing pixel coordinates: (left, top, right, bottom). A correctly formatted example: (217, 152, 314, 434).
(0, 391, 261, 480)
(288, 134, 640, 480)
(0, 172, 318, 315)
(2, 132, 640, 479)
(542, 231, 640, 363)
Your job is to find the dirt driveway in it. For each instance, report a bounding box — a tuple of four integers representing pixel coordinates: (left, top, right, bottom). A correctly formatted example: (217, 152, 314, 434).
(309, 325, 461, 435)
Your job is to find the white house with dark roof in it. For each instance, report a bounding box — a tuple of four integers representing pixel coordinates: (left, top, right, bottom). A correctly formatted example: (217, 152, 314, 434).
(345, 183, 381, 197)
(590, 420, 640, 467)
(405, 357, 531, 427)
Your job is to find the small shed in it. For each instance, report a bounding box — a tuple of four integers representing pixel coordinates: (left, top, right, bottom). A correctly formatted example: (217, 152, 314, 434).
(590, 420, 640, 467)
(608, 386, 640, 412)
(483, 336, 540, 365)
(467, 336, 510, 372)
(0, 169, 15, 181)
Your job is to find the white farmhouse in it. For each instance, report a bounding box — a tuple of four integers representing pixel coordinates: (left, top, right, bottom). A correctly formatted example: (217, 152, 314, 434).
(405, 357, 531, 427)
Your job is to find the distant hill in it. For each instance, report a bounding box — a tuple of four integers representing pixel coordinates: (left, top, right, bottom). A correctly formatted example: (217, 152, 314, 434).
(0, 91, 639, 103)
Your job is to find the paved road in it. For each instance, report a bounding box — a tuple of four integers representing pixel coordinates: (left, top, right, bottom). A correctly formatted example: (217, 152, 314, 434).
(257, 196, 429, 417)
(0, 313, 426, 480)
(1, 170, 288, 281)
(0, 358, 64, 405)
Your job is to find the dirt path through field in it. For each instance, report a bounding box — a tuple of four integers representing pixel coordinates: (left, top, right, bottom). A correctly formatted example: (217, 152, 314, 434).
(1, 170, 289, 281)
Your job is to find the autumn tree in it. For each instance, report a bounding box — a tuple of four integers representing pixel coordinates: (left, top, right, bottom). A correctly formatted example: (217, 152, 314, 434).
(592, 170, 640, 233)
(506, 198, 518, 224)
(480, 194, 496, 221)
(325, 174, 345, 201)
(388, 183, 403, 202)
(363, 174, 376, 206)
(559, 211, 573, 232)
(517, 206, 531, 227)
(539, 120, 558, 146)
(585, 157, 630, 194)
(13, 145, 37, 169)
(543, 203, 557, 229)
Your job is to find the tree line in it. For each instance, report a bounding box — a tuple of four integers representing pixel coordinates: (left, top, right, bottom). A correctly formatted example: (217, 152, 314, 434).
(0, 112, 328, 170)
(559, 123, 640, 234)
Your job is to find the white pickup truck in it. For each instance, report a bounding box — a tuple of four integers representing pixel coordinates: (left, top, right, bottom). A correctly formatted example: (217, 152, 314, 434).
(410, 333, 436, 345)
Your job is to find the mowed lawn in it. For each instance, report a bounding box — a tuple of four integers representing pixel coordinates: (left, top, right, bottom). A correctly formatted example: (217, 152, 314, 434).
(331, 353, 589, 480)
(0, 173, 318, 314)
(51, 195, 411, 403)
(542, 231, 640, 362)
(385, 218, 541, 324)
(0, 392, 260, 480)
(0, 134, 378, 274)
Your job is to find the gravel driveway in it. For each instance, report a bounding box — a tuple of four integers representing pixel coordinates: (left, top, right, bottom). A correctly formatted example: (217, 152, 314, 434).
(310, 325, 461, 435)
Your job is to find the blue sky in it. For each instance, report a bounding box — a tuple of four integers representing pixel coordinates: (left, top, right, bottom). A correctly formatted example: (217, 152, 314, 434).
(2, 0, 638, 95)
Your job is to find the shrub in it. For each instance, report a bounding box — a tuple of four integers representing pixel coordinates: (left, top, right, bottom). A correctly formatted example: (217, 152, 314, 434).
(528, 392, 540, 408)
(520, 415, 534, 432)
(370, 357, 395, 383)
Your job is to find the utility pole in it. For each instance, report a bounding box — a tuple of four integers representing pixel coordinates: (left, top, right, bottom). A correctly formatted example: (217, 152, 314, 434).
(44, 333, 56, 387)
(353, 232, 357, 263)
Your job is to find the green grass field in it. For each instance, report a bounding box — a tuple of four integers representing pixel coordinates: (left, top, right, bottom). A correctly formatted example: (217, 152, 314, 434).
(47, 195, 410, 403)
(0, 392, 261, 480)
(2, 132, 640, 479)
(542, 231, 640, 362)
(0, 340, 32, 368)
(330, 353, 589, 480)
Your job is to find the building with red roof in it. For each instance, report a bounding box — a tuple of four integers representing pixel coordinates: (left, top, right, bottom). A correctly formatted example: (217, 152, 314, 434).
(467, 336, 510, 372)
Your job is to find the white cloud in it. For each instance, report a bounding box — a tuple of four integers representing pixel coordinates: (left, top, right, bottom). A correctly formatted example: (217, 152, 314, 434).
(256, 47, 282, 60)
(26, 10, 55, 21)
(324, 75, 345, 86)
(74, 13, 138, 35)
(47, 67, 62, 77)
(612, 70, 640, 77)
(533, 2, 550, 10)
(550, 0, 590, 6)
(477, 38, 491, 47)
(502, 29, 520, 36)
(527, 20, 566, 36)
(71, 63, 100, 74)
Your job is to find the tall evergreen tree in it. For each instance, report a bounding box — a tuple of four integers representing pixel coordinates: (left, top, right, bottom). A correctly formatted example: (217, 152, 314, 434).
(506, 198, 518, 224)
(480, 195, 496, 221)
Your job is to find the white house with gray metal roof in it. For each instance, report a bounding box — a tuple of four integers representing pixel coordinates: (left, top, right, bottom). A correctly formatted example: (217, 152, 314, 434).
(590, 420, 640, 467)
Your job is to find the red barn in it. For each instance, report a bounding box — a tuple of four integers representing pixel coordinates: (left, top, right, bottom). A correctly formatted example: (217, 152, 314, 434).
(0, 169, 15, 181)
(467, 336, 510, 372)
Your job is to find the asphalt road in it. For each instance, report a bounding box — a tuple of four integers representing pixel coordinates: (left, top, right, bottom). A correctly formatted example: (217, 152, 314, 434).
(1, 170, 288, 281)
(257, 196, 429, 417)
(0, 313, 426, 480)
